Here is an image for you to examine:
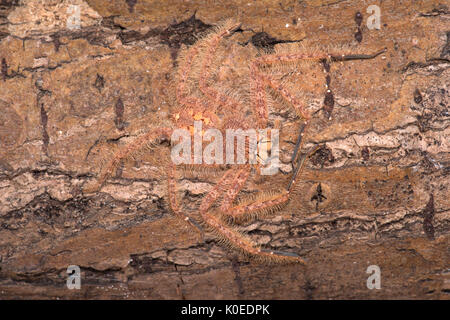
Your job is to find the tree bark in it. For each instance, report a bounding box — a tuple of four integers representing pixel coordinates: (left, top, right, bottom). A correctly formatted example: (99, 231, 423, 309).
(0, 0, 448, 299)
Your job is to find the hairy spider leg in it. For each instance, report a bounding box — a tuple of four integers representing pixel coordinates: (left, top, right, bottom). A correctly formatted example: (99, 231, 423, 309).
(250, 54, 321, 190)
(199, 168, 304, 264)
(251, 47, 387, 190)
(197, 20, 244, 113)
(250, 62, 269, 127)
(219, 165, 251, 212)
(252, 47, 387, 121)
(176, 43, 213, 115)
(83, 128, 173, 194)
(216, 50, 350, 225)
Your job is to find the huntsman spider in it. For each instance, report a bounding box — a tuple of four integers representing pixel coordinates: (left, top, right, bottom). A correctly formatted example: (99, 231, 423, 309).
(83, 20, 386, 264)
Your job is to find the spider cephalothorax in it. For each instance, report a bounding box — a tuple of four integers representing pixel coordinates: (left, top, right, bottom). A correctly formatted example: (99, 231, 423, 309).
(83, 20, 386, 264)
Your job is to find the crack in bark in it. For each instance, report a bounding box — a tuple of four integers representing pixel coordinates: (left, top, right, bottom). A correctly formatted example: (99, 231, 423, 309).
(402, 59, 450, 74)
(419, 5, 450, 17)
(422, 194, 435, 240)
(34, 80, 52, 155)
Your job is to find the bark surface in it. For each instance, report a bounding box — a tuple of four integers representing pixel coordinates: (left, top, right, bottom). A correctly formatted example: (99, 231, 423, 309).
(0, 0, 448, 299)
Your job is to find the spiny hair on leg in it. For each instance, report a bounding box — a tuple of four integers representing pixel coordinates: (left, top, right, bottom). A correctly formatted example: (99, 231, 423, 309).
(83, 129, 172, 194)
(265, 91, 308, 123)
(195, 18, 241, 46)
(256, 41, 382, 71)
(202, 212, 304, 264)
(190, 19, 241, 68)
(223, 190, 290, 225)
(83, 141, 122, 193)
(255, 44, 325, 68)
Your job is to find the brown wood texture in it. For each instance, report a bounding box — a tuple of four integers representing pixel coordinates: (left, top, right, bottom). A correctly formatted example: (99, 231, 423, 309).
(0, 0, 449, 299)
